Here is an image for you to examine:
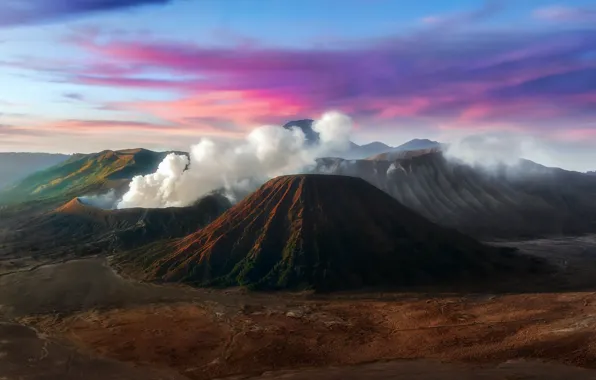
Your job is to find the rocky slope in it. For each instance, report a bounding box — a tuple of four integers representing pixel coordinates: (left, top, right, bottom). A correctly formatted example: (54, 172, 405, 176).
(314, 152, 596, 239)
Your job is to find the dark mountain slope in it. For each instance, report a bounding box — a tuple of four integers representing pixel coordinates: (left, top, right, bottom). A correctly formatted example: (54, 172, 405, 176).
(366, 147, 442, 161)
(314, 153, 596, 239)
(119, 174, 542, 291)
(0, 194, 230, 259)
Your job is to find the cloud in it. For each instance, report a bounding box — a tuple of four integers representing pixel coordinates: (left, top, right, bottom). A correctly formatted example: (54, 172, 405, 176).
(63, 92, 86, 101)
(445, 132, 539, 167)
(3, 3, 596, 146)
(45, 25, 595, 134)
(420, 0, 503, 28)
(53, 119, 183, 132)
(533, 6, 596, 22)
(0, 124, 49, 137)
(37, 118, 250, 138)
(0, 0, 175, 28)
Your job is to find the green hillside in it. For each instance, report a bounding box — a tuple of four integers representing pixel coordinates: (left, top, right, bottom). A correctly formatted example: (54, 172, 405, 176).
(0, 148, 179, 206)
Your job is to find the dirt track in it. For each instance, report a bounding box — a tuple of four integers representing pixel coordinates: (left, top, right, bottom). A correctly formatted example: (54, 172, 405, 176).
(2, 235, 596, 379)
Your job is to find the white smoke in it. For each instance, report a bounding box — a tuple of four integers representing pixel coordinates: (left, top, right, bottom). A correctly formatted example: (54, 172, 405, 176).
(117, 111, 353, 209)
(444, 132, 549, 168)
(79, 189, 119, 209)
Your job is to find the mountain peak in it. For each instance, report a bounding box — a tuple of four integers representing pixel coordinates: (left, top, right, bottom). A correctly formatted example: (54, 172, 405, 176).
(361, 141, 391, 149)
(393, 139, 441, 152)
(128, 173, 541, 291)
(282, 119, 319, 144)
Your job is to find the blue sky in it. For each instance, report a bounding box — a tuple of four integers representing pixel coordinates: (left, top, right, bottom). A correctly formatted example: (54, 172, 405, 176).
(0, 0, 595, 170)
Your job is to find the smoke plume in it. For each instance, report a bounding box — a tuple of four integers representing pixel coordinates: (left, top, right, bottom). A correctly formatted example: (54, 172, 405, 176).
(444, 132, 547, 168)
(117, 111, 353, 209)
(79, 189, 119, 209)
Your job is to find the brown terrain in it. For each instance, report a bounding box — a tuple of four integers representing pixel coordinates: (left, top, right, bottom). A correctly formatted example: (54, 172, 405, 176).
(1, 167, 596, 379)
(0, 234, 595, 379)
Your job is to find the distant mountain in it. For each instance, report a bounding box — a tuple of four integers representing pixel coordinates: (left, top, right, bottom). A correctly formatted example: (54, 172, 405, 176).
(588, 171, 596, 176)
(366, 147, 442, 161)
(366, 139, 443, 161)
(393, 139, 441, 152)
(0, 148, 179, 205)
(282, 119, 320, 144)
(0, 193, 230, 259)
(119, 174, 543, 291)
(0, 153, 69, 190)
(282, 119, 393, 159)
(314, 152, 596, 239)
(349, 141, 392, 159)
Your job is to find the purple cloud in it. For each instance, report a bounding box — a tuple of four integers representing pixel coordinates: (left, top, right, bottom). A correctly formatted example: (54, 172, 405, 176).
(6, 16, 596, 138)
(533, 6, 596, 22)
(0, 0, 174, 27)
(65, 27, 596, 124)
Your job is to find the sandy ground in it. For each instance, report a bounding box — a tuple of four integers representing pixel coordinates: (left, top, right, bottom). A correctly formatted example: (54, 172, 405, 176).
(0, 322, 187, 380)
(2, 235, 596, 379)
(23, 291, 596, 380)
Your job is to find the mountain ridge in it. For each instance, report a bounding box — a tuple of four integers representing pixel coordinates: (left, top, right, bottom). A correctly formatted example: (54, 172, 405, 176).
(314, 152, 596, 239)
(282, 118, 436, 159)
(0, 193, 231, 258)
(118, 174, 544, 291)
(0, 148, 182, 205)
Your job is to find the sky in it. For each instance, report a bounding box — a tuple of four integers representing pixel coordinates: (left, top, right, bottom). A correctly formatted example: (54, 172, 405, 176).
(0, 0, 595, 170)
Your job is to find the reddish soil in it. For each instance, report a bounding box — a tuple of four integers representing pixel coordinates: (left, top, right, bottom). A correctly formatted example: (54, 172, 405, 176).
(28, 291, 596, 380)
(6, 235, 596, 380)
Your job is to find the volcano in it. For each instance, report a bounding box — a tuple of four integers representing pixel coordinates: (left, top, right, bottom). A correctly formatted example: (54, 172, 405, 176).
(0, 194, 230, 258)
(125, 174, 542, 291)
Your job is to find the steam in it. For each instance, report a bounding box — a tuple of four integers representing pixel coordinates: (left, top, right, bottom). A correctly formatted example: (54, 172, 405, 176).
(444, 132, 547, 168)
(79, 189, 119, 209)
(117, 111, 353, 209)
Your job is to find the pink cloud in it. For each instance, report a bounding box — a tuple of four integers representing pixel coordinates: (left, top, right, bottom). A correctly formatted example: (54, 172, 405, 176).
(122, 89, 306, 128)
(0, 23, 586, 142)
(64, 29, 595, 129)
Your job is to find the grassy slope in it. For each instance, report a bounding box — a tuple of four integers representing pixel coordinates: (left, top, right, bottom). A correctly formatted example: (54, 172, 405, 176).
(0, 148, 177, 206)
